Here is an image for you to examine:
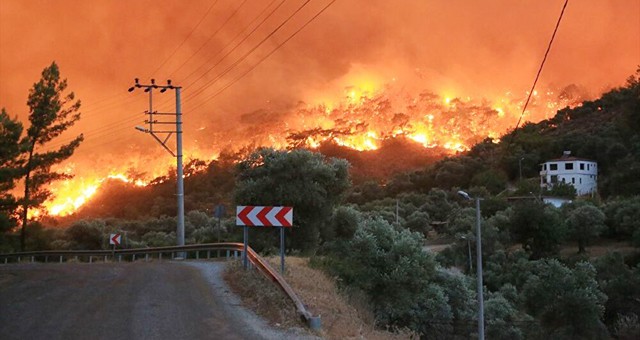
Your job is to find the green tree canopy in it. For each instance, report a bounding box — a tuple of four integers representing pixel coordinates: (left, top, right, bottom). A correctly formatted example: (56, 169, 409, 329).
(234, 148, 350, 252)
(522, 259, 608, 339)
(509, 201, 566, 259)
(566, 204, 606, 253)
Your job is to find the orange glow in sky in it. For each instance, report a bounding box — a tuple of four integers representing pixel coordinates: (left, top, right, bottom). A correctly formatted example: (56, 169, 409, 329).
(1, 0, 638, 216)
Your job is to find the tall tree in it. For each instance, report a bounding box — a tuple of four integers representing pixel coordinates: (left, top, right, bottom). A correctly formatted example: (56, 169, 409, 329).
(19, 62, 83, 250)
(234, 148, 350, 252)
(509, 201, 566, 259)
(0, 109, 24, 249)
(566, 204, 606, 253)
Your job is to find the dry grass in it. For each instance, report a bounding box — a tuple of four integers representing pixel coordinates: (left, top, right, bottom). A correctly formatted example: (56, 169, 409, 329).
(224, 261, 305, 331)
(264, 256, 415, 340)
(224, 256, 415, 339)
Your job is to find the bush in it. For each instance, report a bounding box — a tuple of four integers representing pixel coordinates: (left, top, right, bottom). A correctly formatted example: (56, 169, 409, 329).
(321, 216, 468, 337)
(65, 220, 106, 250)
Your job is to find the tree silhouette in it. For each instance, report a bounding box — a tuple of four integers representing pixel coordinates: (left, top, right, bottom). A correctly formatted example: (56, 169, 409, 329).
(18, 62, 83, 250)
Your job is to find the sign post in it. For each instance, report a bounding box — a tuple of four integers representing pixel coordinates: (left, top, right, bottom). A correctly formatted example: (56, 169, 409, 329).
(236, 206, 293, 272)
(243, 226, 248, 268)
(280, 227, 285, 274)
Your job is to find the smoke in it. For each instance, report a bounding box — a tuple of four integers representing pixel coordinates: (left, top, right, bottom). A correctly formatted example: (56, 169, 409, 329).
(1, 0, 638, 174)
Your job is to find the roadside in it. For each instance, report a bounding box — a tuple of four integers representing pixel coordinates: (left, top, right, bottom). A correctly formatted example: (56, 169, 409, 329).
(225, 256, 415, 340)
(187, 261, 319, 340)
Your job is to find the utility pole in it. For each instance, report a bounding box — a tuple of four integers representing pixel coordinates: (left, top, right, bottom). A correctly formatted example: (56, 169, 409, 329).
(458, 190, 484, 340)
(129, 79, 185, 252)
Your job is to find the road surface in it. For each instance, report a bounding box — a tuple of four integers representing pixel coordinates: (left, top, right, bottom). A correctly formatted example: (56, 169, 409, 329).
(0, 261, 289, 340)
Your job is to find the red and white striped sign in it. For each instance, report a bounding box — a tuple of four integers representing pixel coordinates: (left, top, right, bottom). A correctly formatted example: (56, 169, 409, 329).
(110, 233, 121, 246)
(236, 206, 293, 227)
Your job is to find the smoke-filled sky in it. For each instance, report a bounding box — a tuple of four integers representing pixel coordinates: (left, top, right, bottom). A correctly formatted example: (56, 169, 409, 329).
(1, 0, 639, 174)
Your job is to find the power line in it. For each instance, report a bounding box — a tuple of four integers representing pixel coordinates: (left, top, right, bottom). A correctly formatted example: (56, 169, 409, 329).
(151, 0, 285, 112)
(190, 0, 337, 112)
(58, 1, 222, 126)
(510, 0, 569, 139)
(183, 0, 315, 104)
(180, 0, 286, 87)
(40, 114, 143, 152)
(41, 0, 333, 157)
(149, 0, 221, 77)
(167, 0, 250, 78)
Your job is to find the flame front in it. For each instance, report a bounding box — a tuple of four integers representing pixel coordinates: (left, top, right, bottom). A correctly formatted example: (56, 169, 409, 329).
(36, 79, 583, 218)
(42, 174, 148, 217)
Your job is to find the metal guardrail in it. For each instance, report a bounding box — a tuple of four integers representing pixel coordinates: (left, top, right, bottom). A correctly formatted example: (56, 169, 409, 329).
(0, 243, 320, 329)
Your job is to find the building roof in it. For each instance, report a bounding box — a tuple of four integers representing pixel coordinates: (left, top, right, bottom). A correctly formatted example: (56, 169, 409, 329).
(545, 156, 596, 162)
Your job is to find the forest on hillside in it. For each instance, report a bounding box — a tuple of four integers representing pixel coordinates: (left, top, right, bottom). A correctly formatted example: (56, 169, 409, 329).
(1, 70, 639, 338)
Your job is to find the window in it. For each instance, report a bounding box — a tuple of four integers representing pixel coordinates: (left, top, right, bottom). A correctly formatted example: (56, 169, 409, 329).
(550, 164, 558, 171)
(565, 163, 574, 170)
(572, 177, 575, 184)
(543, 164, 547, 171)
(580, 178, 582, 184)
(562, 177, 566, 183)
(580, 163, 585, 170)
(551, 175, 558, 183)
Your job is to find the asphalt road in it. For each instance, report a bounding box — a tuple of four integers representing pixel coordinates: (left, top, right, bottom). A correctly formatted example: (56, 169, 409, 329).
(0, 262, 266, 340)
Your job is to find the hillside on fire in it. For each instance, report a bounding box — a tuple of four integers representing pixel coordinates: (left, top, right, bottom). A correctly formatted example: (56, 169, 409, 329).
(48, 70, 640, 220)
(3, 70, 640, 338)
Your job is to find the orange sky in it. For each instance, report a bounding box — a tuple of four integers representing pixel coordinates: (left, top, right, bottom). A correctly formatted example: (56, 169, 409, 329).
(1, 0, 639, 176)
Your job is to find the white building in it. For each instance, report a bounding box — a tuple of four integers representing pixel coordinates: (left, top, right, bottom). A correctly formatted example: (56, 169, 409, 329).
(539, 151, 597, 196)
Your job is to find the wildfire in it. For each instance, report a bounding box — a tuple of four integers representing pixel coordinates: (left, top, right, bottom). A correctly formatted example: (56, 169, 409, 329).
(36, 80, 584, 218)
(40, 173, 149, 217)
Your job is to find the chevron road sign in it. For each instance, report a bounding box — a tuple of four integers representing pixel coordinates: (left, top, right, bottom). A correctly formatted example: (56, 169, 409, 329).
(236, 206, 293, 227)
(109, 233, 121, 246)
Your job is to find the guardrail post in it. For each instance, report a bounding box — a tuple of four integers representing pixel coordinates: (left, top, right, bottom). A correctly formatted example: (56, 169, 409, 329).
(4, 258, 7, 264)
(133, 254, 136, 262)
(31, 256, 34, 263)
(159, 253, 162, 261)
(89, 256, 93, 263)
(74, 256, 78, 262)
(59, 256, 63, 263)
(104, 255, 107, 262)
(18, 256, 21, 263)
(145, 254, 149, 262)
(196, 251, 199, 260)
(118, 255, 122, 262)
(226, 250, 230, 259)
(207, 250, 210, 259)
(45, 256, 48, 263)
(309, 316, 322, 330)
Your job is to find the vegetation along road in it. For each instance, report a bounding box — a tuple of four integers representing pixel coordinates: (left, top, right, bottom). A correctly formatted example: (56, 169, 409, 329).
(0, 262, 286, 340)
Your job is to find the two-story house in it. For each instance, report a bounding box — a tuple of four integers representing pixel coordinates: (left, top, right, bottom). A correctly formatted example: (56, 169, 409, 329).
(539, 151, 597, 196)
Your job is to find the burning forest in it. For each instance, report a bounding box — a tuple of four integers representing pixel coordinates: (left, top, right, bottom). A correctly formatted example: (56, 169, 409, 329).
(1, 0, 638, 217)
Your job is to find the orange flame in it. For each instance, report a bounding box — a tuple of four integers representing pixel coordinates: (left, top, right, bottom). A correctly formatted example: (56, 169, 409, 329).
(37, 81, 581, 218)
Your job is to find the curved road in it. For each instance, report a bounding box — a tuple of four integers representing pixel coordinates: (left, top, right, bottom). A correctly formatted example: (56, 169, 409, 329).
(0, 262, 271, 340)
